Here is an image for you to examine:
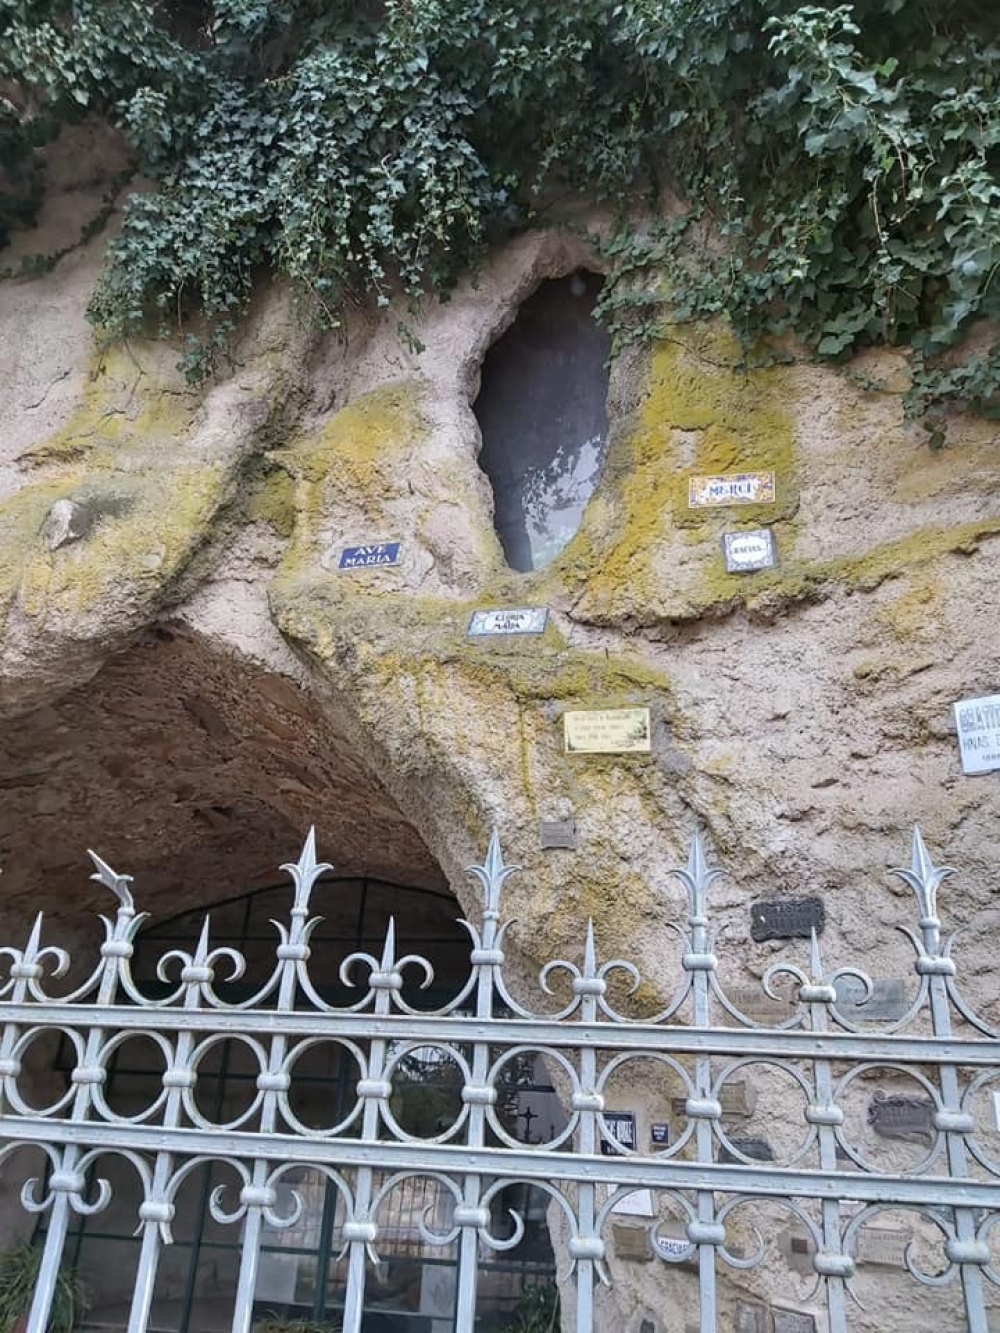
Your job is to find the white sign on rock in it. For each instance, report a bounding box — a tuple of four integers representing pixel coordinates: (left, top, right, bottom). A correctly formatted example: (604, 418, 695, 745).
(954, 693, 1000, 774)
(721, 528, 777, 573)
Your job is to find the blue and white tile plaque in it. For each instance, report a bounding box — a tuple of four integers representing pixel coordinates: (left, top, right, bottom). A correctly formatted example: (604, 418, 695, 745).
(338, 542, 402, 570)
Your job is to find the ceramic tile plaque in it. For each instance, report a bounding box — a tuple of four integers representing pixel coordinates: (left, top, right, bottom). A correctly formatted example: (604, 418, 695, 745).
(954, 693, 1000, 774)
(467, 607, 548, 636)
(564, 708, 651, 754)
(337, 541, 401, 569)
(689, 471, 775, 508)
(722, 528, 777, 573)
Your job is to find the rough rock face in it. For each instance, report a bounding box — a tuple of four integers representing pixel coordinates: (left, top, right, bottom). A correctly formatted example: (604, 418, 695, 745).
(2, 140, 1000, 1328)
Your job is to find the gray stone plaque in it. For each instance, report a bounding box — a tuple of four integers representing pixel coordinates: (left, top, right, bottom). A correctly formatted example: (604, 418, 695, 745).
(719, 1135, 774, 1164)
(751, 896, 825, 942)
(722, 527, 777, 573)
(539, 819, 578, 850)
(612, 1224, 652, 1262)
(834, 976, 908, 1022)
(728, 984, 794, 1024)
(856, 1225, 910, 1267)
(672, 1080, 755, 1121)
(773, 1312, 816, 1333)
(734, 1302, 769, 1333)
(868, 1090, 935, 1143)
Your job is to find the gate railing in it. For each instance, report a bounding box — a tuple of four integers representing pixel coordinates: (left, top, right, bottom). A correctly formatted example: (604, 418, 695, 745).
(2, 827, 1000, 1332)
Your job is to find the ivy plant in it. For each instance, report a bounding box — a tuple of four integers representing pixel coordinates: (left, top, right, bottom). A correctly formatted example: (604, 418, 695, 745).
(1, 0, 999, 427)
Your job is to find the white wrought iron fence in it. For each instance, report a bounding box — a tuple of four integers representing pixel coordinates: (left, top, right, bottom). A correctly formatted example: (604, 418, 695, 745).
(1, 827, 1000, 1333)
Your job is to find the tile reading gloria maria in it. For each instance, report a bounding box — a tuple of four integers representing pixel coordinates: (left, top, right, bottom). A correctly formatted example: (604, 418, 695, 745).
(467, 607, 548, 636)
(337, 541, 402, 570)
(688, 471, 775, 508)
(954, 693, 1000, 774)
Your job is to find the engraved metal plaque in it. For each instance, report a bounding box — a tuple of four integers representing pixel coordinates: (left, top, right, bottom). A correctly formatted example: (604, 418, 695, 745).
(856, 1226, 910, 1267)
(539, 819, 578, 851)
(868, 1090, 935, 1142)
(467, 607, 548, 636)
(834, 976, 908, 1022)
(734, 1302, 769, 1333)
(750, 897, 825, 942)
(722, 528, 777, 573)
(337, 541, 401, 569)
(954, 693, 1000, 775)
(689, 471, 776, 508)
(773, 1312, 816, 1333)
(719, 1136, 774, 1164)
(564, 708, 651, 754)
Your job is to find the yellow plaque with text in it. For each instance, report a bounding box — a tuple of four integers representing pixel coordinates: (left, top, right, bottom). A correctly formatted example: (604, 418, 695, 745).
(563, 708, 651, 754)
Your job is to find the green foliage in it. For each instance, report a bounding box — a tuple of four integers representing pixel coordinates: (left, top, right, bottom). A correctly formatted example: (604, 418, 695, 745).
(0, 1242, 89, 1333)
(253, 1318, 340, 1333)
(2, 0, 1000, 420)
(501, 1281, 559, 1333)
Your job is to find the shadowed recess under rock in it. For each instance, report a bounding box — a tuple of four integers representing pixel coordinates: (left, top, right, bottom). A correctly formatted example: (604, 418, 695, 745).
(474, 271, 611, 571)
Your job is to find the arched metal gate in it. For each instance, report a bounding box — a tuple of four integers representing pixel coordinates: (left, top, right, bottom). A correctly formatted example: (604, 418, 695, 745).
(2, 827, 1000, 1332)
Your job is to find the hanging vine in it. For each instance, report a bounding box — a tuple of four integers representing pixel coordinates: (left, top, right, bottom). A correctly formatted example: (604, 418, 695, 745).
(1, 0, 999, 428)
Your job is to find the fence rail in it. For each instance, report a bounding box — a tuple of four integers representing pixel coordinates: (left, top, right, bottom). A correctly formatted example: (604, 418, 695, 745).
(1, 827, 999, 1333)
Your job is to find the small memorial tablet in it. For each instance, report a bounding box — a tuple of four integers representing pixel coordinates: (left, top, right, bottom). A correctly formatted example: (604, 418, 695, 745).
(867, 1091, 935, 1142)
(467, 607, 548, 636)
(856, 1226, 910, 1267)
(610, 1188, 654, 1217)
(735, 1302, 769, 1333)
(539, 819, 578, 851)
(722, 528, 777, 573)
(719, 1136, 774, 1164)
(600, 1111, 637, 1155)
(650, 1122, 670, 1146)
(750, 896, 825, 942)
(993, 1090, 1000, 1131)
(773, 1312, 816, 1333)
(612, 1225, 651, 1262)
(338, 541, 401, 569)
(727, 984, 794, 1024)
(564, 708, 651, 754)
(689, 471, 775, 508)
(779, 1226, 815, 1275)
(954, 693, 1000, 775)
(834, 976, 908, 1022)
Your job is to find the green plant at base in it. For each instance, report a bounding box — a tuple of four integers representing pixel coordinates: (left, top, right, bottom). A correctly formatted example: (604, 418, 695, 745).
(0, 1243, 89, 1333)
(502, 1280, 559, 1333)
(252, 1317, 341, 1333)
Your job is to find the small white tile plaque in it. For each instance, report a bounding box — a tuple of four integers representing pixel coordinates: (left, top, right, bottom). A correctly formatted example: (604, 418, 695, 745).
(954, 693, 1000, 774)
(722, 528, 777, 573)
(467, 607, 548, 636)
